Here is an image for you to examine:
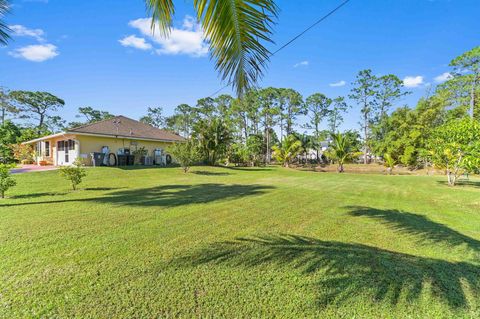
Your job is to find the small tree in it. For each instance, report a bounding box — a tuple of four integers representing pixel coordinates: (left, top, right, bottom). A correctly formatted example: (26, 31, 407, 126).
(10, 143, 35, 164)
(59, 159, 87, 190)
(428, 118, 480, 186)
(168, 140, 199, 173)
(383, 153, 396, 175)
(271, 134, 302, 167)
(0, 163, 16, 198)
(326, 133, 362, 173)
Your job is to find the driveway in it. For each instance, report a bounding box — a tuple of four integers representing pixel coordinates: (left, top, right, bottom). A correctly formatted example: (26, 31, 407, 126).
(11, 165, 58, 174)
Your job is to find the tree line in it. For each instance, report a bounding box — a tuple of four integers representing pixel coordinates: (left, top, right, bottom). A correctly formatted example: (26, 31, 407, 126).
(1, 46, 479, 186)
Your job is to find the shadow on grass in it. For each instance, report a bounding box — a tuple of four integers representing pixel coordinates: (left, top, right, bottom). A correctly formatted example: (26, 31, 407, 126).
(0, 183, 274, 208)
(346, 206, 480, 253)
(191, 170, 230, 176)
(177, 234, 480, 309)
(437, 180, 480, 188)
(223, 166, 273, 172)
(84, 187, 125, 191)
(11, 192, 68, 199)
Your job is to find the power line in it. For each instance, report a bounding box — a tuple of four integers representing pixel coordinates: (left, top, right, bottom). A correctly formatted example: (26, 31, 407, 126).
(208, 0, 351, 97)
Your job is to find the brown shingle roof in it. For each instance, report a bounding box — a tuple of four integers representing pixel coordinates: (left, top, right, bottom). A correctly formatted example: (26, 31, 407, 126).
(68, 115, 184, 142)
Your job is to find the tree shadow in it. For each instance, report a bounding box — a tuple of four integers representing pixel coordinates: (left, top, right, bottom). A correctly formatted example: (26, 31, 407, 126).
(0, 184, 274, 208)
(84, 187, 125, 191)
(223, 166, 273, 172)
(177, 234, 480, 309)
(10, 192, 68, 199)
(346, 206, 480, 253)
(437, 180, 480, 188)
(93, 183, 273, 207)
(191, 170, 230, 176)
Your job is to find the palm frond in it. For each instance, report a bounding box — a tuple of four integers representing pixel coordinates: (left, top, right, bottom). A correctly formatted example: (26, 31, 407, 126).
(194, 0, 278, 96)
(0, 0, 11, 45)
(145, 0, 175, 36)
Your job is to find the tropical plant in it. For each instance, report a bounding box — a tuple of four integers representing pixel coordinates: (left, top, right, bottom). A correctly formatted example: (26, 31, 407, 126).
(0, 120, 20, 162)
(383, 153, 396, 175)
(59, 159, 87, 190)
(271, 134, 302, 167)
(10, 143, 34, 164)
(0, 163, 16, 198)
(168, 140, 200, 173)
(146, 0, 278, 96)
(193, 118, 232, 165)
(326, 133, 362, 173)
(428, 118, 480, 186)
(0, 0, 10, 45)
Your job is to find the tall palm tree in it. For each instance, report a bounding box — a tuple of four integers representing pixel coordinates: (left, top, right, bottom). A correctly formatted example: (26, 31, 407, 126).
(0, 0, 10, 45)
(146, 0, 278, 97)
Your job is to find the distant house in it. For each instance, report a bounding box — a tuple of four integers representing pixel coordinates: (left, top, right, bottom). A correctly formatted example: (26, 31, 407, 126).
(23, 115, 184, 166)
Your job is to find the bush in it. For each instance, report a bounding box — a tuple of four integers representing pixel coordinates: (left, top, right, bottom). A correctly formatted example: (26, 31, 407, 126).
(168, 140, 200, 173)
(10, 143, 35, 163)
(0, 163, 16, 198)
(59, 159, 87, 190)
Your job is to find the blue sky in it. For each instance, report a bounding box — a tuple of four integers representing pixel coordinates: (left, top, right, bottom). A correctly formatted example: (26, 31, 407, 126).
(1, 0, 479, 132)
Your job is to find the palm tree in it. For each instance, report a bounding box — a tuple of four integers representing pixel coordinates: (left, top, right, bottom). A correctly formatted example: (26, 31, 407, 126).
(326, 133, 362, 173)
(146, 0, 278, 97)
(272, 134, 302, 167)
(383, 153, 396, 175)
(0, 0, 10, 45)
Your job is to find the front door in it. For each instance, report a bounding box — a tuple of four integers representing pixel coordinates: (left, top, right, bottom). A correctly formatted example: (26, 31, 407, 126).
(57, 140, 76, 165)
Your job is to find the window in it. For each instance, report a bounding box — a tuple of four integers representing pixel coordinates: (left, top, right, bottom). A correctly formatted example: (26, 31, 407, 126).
(57, 141, 64, 151)
(45, 141, 50, 157)
(68, 139, 75, 151)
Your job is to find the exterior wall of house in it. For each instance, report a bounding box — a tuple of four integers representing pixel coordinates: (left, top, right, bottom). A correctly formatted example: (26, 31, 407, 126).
(34, 134, 78, 165)
(75, 135, 173, 165)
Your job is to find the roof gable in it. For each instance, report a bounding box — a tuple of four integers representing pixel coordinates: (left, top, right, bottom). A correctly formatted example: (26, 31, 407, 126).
(68, 115, 184, 142)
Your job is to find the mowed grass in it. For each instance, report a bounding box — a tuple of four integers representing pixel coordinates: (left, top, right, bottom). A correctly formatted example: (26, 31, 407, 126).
(1, 166, 480, 318)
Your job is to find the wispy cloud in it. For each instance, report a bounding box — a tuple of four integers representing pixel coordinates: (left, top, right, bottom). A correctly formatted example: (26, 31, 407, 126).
(119, 35, 152, 50)
(9, 44, 58, 62)
(403, 75, 424, 88)
(125, 16, 209, 57)
(9, 24, 45, 41)
(329, 80, 346, 87)
(434, 72, 453, 83)
(293, 60, 309, 68)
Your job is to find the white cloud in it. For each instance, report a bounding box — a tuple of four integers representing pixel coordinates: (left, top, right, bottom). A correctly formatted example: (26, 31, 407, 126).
(9, 44, 58, 62)
(9, 24, 45, 41)
(293, 60, 309, 68)
(329, 80, 346, 87)
(119, 35, 152, 50)
(126, 16, 209, 57)
(403, 75, 424, 88)
(434, 72, 453, 83)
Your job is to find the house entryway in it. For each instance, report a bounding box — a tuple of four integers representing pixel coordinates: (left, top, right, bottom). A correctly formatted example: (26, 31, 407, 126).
(56, 139, 77, 165)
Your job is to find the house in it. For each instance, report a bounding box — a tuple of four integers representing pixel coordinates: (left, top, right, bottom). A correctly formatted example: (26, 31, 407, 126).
(23, 115, 184, 166)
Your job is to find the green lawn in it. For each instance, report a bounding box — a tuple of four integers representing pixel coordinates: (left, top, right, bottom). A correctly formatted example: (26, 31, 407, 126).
(1, 166, 480, 318)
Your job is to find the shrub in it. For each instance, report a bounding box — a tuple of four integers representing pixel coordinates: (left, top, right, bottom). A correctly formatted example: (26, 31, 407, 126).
(168, 140, 200, 173)
(59, 159, 87, 190)
(0, 163, 16, 198)
(10, 143, 34, 163)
